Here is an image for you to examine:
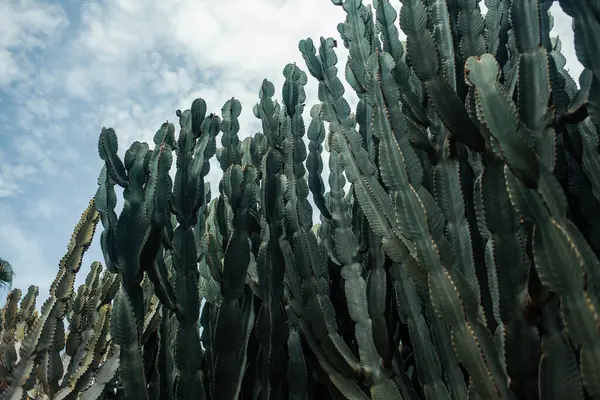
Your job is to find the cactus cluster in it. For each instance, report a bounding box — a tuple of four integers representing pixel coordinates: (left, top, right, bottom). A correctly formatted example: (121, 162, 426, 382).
(2, 0, 600, 398)
(0, 200, 121, 399)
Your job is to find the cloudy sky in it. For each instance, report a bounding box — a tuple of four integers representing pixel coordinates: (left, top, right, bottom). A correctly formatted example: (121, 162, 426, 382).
(0, 0, 583, 304)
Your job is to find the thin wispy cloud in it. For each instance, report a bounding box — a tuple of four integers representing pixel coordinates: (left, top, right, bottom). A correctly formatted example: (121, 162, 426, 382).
(0, 0, 583, 303)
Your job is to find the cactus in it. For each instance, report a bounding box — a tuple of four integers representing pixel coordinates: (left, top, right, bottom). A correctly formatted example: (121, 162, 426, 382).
(0, 199, 122, 399)
(2, 0, 592, 398)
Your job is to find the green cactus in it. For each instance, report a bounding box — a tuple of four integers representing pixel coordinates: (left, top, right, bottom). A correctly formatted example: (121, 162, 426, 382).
(82, 0, 600, 398)
(0, 199, 121, 400)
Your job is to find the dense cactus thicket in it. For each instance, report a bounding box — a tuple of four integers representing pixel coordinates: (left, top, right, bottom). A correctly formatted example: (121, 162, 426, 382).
(2, 0, 600, 398)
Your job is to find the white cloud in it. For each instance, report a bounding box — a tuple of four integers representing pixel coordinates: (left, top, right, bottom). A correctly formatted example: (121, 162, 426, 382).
(0, 0, 68, 86)
(0, 203, 55, 298)
(0, 0, 585, 307)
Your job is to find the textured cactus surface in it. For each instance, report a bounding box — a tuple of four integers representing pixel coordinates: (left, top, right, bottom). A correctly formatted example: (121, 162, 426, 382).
(0, 199, 122, 400)
(3, 0, 600, 398)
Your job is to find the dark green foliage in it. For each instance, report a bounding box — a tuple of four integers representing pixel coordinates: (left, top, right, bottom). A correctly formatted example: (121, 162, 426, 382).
(5, 0, 600, 398)
(92, 0, 600, 398)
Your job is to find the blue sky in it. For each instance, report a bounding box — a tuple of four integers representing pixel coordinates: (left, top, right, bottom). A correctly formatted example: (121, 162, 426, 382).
(0, 0, 583, 303)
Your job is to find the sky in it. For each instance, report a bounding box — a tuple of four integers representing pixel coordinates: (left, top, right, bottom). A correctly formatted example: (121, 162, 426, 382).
(0, 0, 584, 305)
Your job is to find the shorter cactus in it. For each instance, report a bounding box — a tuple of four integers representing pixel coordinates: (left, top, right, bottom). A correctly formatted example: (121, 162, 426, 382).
(0, 200, 121, 400)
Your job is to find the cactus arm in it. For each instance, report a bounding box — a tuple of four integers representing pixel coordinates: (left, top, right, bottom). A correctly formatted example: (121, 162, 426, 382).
(511, 0, 555, 171)
(95, 166, 119, 273)
(154, 306, 174, 400)
(333, 0, 380, 163)
(297, 320, 370, 399)
(561, 68, 591, 126)
(170, 110, 208, 400)
(255, 217, 283, 398)
(432, 160, 479, 314)
(78, 349, 120, 400)
(373, 0, 428, 125)
(364, 234, 392, 367)
(456, 0, 487, 60)
(98, 270, 120, 309)
(532, 217, 600, 397)
(286, 329, 308, 400)
(306, 104, 331, 219)
(211, 165, 256, 399)
(65, 267, 102, 365)
(109, 142, 152, 399)
(216, 98, 243, 172)
(111, 288, 148, 400)
(464, 54, 540, 187)
(484, 0, 504, 56)
(280, 64, 313, 232)
(199, 232, 222, 306)
(97, 129, 175, 399)
(199, 302, 215, 398)
(327, 149, 402, 397)
(142, 228, 177, 312)
(53, 304, 111, 400)
(194, 117, 221, 308)
(288, 66, 315, 229)
(334, 0, 372, 94)
(255, 65, 308, 398)
(0, 289, 22, 392)
(98, 128, 128, 188)
(548, 35, 575, 115)
(39, 311, 65, 396)
(579, 118, 600, 205)
(430, 0, 458, 90)
(399, 0, 486, 151)
(392, 264, 451, 399)
(477, 164, 540, 397)
(425, 303, 468, 400)
(286, 230, 365, 393)
(114, 141, 150, 306)
(557, 0, 600, 128)
(254, 80, 281, 149)
(0, 344, 35, 399)
(399, 0, 440, 81)
(538, 299, 585, 400)
(368, 50, 424, 189)
(142, 128, 178, 312)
